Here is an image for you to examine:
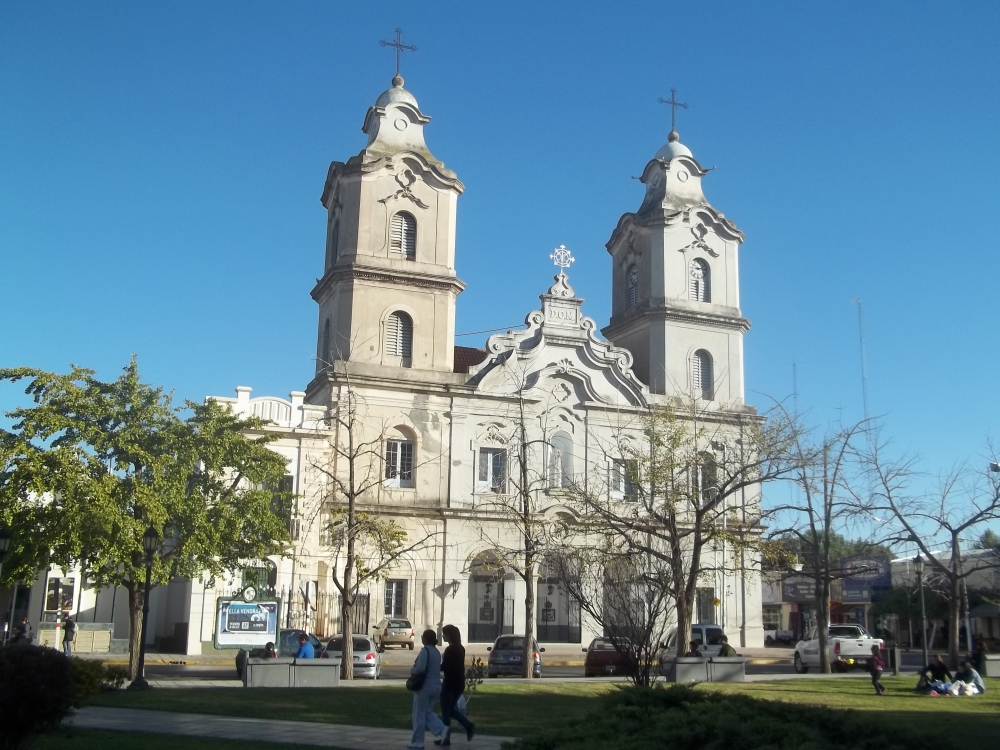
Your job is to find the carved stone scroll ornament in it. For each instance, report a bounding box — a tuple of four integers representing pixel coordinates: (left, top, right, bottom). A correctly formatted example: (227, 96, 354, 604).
(378, 168, 430, 209)
(677, 223, 718, 257)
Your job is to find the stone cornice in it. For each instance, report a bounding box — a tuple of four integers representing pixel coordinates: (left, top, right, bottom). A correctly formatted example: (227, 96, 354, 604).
(311, 264, 466, 302)
(607, 204, 744, 254)
(605, 303, 752, 335)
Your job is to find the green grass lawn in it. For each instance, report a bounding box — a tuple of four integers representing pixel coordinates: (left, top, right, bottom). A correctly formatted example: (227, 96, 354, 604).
(35, 728, 323, 750)
(87, 676, 1000, 747)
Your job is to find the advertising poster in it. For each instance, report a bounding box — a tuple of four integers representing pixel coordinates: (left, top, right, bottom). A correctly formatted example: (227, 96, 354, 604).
(840, 556, 891, 603)
(214, 598, 279, 649)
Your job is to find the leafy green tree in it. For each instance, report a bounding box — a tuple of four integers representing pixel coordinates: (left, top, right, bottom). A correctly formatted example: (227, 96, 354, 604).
(974, 528, 1000, 554)
(0, 360, 291, 678)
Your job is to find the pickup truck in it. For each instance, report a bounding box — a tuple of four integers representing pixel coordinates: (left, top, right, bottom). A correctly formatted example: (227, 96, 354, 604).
(793, 624, 884, 673)
(764, 628, 795, 646)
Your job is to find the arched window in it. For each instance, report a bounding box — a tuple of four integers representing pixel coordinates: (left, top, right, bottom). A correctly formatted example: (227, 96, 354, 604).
(385, 311, 413, 363)
(690, 258, 710, 302)
(390, 211, 416, 260)
(320, 319, 331, 370)
(384, 430, 415, 489)
(627, 264, 638, 308)
(691, 349, 713, 400)
(692, 452, 719, 507)
(548, 431, 574, 489)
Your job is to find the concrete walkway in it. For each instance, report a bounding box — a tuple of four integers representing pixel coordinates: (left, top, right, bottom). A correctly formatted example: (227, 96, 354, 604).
(69, 706, 516, 750)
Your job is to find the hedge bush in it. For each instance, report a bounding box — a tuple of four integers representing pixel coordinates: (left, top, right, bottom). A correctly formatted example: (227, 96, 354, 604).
(0, 647, 120, 750)
(506, 685, 943, 750)
(0, 645, 77, 750)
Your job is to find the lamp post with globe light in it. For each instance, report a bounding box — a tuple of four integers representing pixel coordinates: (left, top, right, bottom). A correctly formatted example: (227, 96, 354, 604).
(129, 525, 161, 689)
(914, 554, 928, 669)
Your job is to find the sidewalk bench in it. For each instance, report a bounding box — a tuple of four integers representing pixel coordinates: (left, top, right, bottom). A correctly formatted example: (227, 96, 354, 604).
(670, 656, 747, 683)
(984, 655, 1000, 678)
(243, 657, 342, 688)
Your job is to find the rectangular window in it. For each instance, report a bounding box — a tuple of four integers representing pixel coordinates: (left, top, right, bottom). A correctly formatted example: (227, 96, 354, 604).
(385, 440, 415, 488)
(762, 606, 781, 630)
(384, 579, 407, 617)
(696, 587, 716, 624)
(45, 578, 75, 613)
(477, 448, 507, 493)
(319, 510, 333, 547)
(611, 459, 638, 501)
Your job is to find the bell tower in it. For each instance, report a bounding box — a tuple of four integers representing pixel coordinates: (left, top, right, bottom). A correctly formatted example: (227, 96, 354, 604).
(602, 122, 750, 404)
(311, 72, 465, 375)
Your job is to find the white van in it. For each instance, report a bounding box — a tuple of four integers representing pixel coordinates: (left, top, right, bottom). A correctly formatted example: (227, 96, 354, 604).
(663, 623, 727, 658)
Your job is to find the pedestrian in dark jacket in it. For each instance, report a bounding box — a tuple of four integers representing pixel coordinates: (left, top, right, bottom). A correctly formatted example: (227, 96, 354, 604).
(717, 635, 737, 657)
(62, 615, 76, 657)
(436, 625, 475, 746)
(12, 617, 32, 644)
(869, 645, 886, 695)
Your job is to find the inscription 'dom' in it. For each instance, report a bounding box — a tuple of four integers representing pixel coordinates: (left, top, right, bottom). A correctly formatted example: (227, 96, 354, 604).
(547, 308, 577, 323)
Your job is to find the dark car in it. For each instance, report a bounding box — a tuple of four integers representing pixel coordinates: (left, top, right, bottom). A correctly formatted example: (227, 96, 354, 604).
(583, 637, 636, 677)
(486, 635, 545, 678)
(235, 629, 326, 678)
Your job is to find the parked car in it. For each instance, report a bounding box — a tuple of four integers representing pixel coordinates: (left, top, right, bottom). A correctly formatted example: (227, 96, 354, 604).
(764, 628, 795, 646)
(582, 637, 636, 677)
(324, 635, 381, 679)
(235, 629, 326, 679)
(486, 635, 545, 678)
(793, 624, 884, 673)
(372, 617, 415, 650)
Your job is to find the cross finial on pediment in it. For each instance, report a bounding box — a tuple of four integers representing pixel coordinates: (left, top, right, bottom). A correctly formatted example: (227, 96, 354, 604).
(550, 244, 575, 269)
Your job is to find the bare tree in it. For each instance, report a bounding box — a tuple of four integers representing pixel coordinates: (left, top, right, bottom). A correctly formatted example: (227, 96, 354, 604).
(767, 418, 869, 674)
(564, 398, 803, 661)
(855, 431, 1000, 668)
(312, 369, 435, 680)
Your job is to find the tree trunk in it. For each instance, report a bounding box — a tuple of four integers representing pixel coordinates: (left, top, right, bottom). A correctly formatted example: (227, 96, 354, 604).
(523, 558, 536, 678)
(948, 564, 961, 669)
(817, 574, 831, 674)
(126, 581, 144, 680)
(341, 531, 355, 680)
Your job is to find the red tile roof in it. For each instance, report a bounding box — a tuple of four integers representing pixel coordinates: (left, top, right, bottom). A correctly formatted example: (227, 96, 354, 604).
(454, 346, 488, 373)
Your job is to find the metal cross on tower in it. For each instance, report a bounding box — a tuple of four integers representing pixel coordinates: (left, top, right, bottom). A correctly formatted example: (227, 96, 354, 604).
(550, 244, 575, 269)
(658, 88, 688, 133)
(379, 28, 417, 77)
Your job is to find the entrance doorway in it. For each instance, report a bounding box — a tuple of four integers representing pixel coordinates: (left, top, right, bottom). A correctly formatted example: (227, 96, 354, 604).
(467, 551, 512, 642)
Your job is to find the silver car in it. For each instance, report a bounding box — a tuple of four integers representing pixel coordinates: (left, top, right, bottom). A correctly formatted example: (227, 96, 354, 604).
(325, 635, 382, 679)
(373, 617, 415, 650)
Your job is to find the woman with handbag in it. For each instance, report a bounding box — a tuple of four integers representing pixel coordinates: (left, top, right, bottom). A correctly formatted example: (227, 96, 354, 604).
(407, 629, 446, 750)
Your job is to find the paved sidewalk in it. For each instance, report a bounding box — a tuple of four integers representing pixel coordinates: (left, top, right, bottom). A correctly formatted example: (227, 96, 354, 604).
(69, 707, 516, 749)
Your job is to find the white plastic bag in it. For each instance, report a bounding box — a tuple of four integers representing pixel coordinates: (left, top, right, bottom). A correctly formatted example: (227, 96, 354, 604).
(456, 694, 468, 715)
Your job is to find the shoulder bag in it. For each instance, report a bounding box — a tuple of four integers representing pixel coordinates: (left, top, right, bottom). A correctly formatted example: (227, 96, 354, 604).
(406, 646, 430, 692)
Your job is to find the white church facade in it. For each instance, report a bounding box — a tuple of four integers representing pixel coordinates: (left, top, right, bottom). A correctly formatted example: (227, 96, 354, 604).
(6, 72, 765, 655)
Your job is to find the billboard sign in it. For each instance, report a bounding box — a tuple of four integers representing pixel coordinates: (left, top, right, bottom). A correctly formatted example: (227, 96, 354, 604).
(214, 598, 279, 649)
(840, 556, 891, 602)
(782, 575, 816, 602)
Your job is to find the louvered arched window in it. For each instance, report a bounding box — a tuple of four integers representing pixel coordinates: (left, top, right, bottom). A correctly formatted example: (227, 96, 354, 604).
(691, 349, 714, 400)
(690, 258, 710, 302)
(385, 311, 413, 363)
(390, 212, 417, 260)
(627, 264, 638, 308)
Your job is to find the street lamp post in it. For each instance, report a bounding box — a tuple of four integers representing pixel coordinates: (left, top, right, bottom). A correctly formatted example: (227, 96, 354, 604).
(128, 525, 161, 690)
(914, 554, 928, 669)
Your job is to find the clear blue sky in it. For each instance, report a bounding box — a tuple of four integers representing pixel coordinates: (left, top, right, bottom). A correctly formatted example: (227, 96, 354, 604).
(3, 1, 999, 488)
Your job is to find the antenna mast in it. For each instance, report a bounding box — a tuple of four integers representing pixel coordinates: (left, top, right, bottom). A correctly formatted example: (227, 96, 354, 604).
(850, 297, 871, 421)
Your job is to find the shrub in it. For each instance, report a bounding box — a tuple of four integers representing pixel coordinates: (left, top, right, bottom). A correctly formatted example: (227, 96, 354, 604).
(69, 657, 105, 705)
(102, 664, 129, 690)
(506, 685, 944, 750)
(0, 645, 76, 750)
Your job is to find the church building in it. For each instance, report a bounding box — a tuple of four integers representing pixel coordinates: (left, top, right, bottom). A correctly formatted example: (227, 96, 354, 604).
(7, 69, 764, 656)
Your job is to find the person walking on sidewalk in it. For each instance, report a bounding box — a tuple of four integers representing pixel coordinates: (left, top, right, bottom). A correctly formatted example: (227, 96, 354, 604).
(408, 629, 446, 750)
(869, 645, 886, 695)
(435, 625, 475, 746)
(62, 615, 76, 657)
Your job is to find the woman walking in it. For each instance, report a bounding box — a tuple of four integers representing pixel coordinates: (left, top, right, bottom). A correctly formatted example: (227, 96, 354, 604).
(408, 629, 447, 750)
(436, 625, 475, 746)
(869, 645, 886, 695)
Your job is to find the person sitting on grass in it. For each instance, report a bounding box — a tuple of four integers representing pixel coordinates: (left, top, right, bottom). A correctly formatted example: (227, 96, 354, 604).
(948, 660, 986, 695)
(295, 633, 314, 659)
(917, 654, 952, 691)
(717, 635, 737, 657)
(684, 641, 702, 657)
